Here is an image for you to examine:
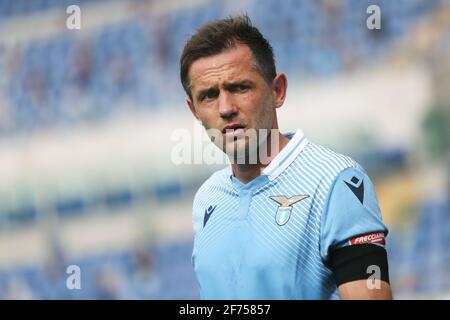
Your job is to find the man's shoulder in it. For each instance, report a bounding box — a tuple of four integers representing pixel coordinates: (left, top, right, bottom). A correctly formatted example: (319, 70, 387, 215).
(298, 140, 363, 181)
(194, 166, 231, 203)
(191, 167, 230, 234)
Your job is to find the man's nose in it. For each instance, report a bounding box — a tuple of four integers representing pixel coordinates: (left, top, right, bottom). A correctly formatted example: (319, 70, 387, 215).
(218, 91, 238, 119)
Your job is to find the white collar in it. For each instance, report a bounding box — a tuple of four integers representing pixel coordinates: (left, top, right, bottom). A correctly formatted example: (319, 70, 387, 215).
(262, 129, 308, 181)
(227, 129, 308, 184)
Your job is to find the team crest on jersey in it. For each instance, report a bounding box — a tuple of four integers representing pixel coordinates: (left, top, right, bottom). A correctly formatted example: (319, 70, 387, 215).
(270, 195, 309, 226)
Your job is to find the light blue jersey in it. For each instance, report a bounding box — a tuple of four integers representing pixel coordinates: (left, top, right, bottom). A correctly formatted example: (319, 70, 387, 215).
(192, 129, 388, 300)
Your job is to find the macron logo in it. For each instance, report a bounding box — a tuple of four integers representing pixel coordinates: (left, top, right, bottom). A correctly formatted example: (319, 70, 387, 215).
(203, 205, 217, 228)
(344, 176, 364, 204)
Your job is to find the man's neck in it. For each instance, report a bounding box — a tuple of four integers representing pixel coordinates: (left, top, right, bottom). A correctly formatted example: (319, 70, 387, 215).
(231, 131, 290, 184)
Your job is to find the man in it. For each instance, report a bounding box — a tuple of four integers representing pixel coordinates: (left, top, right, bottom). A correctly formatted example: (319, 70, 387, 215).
(180, 15, 392, 300)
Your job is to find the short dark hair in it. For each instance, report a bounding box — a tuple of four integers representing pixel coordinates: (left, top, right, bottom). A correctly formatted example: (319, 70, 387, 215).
(180, 14, 276, 99)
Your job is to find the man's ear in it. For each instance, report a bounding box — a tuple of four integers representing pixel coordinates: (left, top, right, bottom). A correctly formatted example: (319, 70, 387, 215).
(272, 73, 288, 108)
(186, 96, 199, 120)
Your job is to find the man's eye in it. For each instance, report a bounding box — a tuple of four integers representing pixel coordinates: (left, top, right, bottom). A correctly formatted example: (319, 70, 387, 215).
(205, 92, 216, 100)
(235, 84, 249, 92)
(202, 91, 218, 101)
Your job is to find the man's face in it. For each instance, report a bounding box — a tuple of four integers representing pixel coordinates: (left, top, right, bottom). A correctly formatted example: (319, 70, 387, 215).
(186, 43, 284, 159)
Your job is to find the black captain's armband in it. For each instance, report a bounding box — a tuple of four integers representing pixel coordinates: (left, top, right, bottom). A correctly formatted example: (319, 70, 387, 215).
(328, 243, 390, 287)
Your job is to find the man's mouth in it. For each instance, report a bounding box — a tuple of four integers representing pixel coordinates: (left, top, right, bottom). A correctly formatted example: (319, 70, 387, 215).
(222, 124, 246, 137)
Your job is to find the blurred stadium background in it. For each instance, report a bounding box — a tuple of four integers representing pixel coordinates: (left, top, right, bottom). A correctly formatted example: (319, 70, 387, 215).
(0, 0, 449, 299)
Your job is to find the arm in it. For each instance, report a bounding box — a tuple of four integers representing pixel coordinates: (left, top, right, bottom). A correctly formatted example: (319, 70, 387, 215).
(320, 167, 392, 300)
(339, 279, 393, 300)
(329, 242, 392, 300)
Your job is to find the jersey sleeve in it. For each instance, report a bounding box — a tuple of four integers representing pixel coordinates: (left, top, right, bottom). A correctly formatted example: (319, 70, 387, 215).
(320, 166, 388, 263)
(192, 189, 205, 238)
